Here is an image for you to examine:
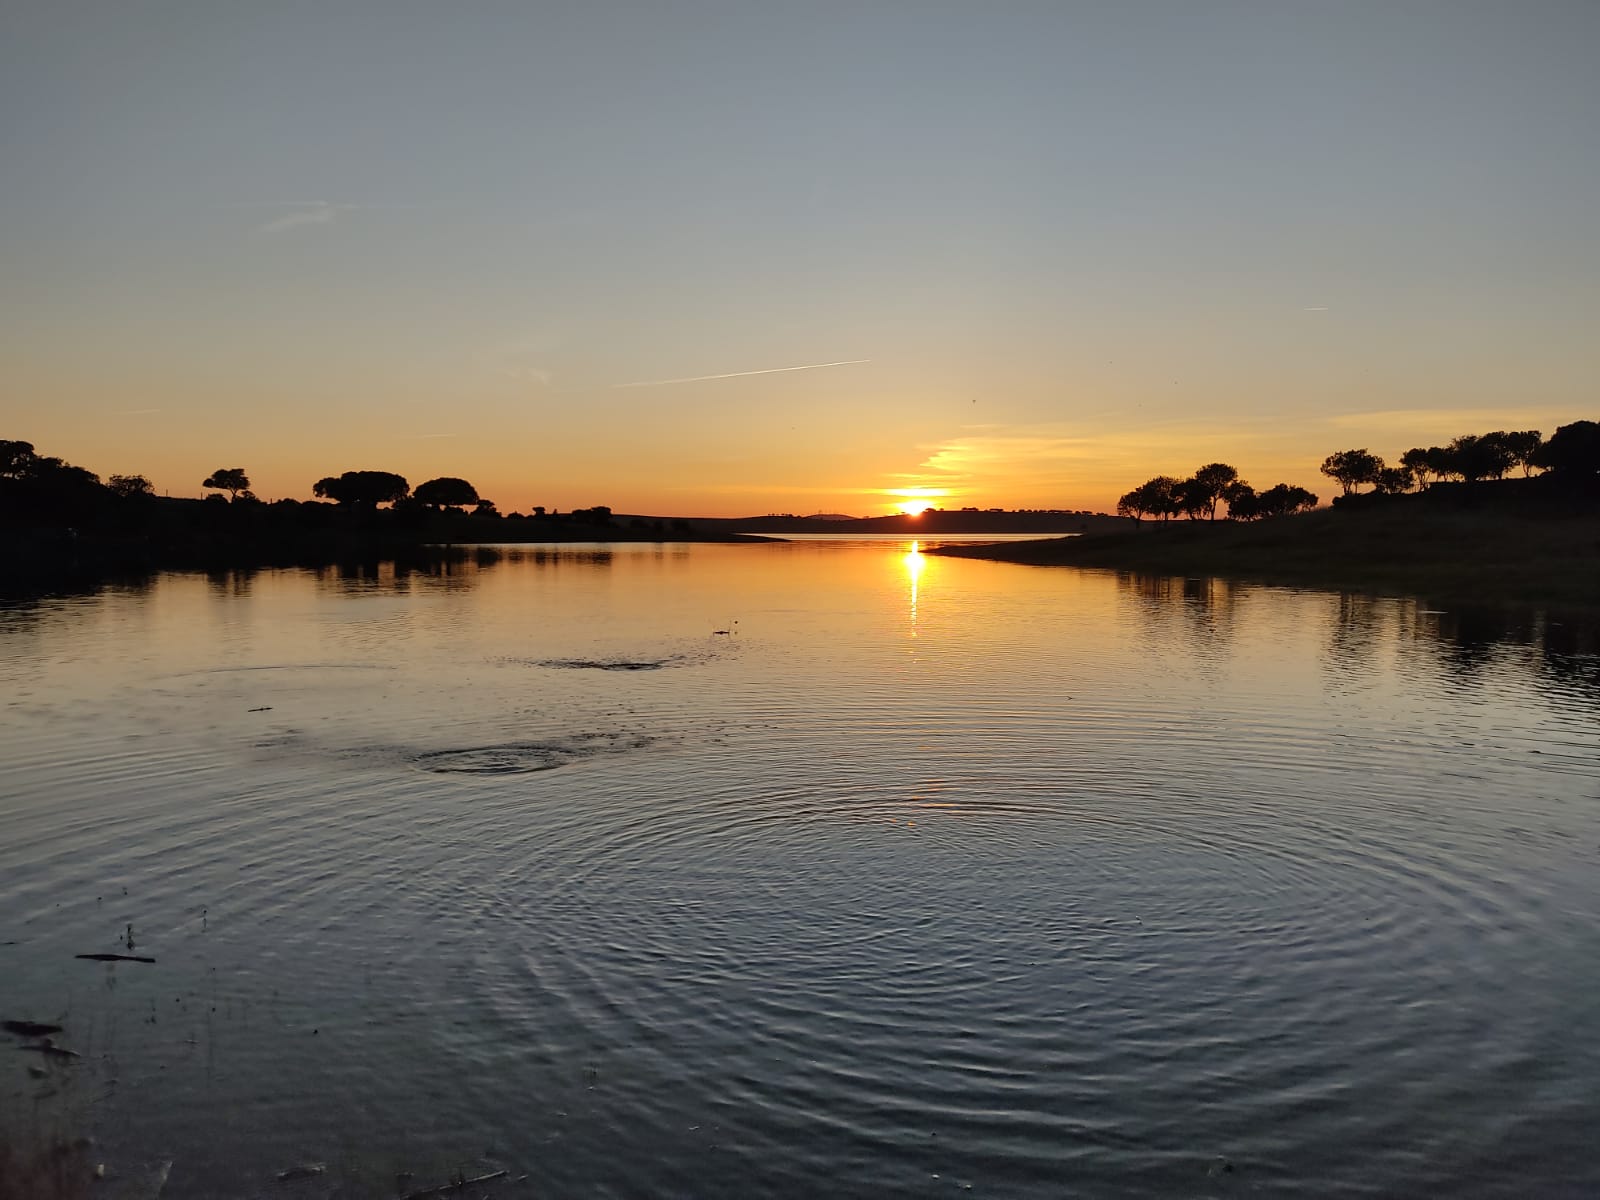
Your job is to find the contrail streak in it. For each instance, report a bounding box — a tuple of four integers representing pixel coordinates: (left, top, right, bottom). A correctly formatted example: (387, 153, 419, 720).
(614, 359, 870, 388)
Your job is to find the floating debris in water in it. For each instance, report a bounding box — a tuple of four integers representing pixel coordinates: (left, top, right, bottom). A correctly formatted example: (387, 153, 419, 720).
(533, 657, 676, 671)
(399, 1168, 509, 1198)
(276, 1162, 327, 1181)
(75, 953, 157, 963)
(414, 732, 651, 776)
(3, 1020, 63, 1037)
(19, 1037, 80, 1059)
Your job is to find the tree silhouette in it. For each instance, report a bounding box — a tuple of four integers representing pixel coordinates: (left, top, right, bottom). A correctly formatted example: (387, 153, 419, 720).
(1191, 463, 1240, 520)
(413, 476, 480, 509)
(1501, 430, 1543, 477)
(108, 474, 155, 499)
(312, 471, 410, 507)
(1255, 483, 1319, 517)
(1172, 478, 1210, 520)
(203, 468, 250, 501)
(1117, 476, 1181, 522)
(0, 440, 37, 477)
(1400, 447, 1436, 489)
(1222, 480, 1256, 519)
(1216, 483, 1254, 518)
(1320, 449, 1383, 495)
(1531, 420, 1600, 476)
(1374, 465, 1414, 494)
(1117, 479, 1165, 523)
(0, 442, 105, 524)
(1441, 434, 1514, 483)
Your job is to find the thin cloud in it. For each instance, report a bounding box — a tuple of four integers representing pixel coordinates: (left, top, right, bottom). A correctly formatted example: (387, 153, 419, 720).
(119, 408, 162, 415)
(614, 359, 870, 389)
(397, 432, 459, 439)
(1302, 306, 1330, 311)
(242, 200, 411, 236)
(251, 202, 352, 235)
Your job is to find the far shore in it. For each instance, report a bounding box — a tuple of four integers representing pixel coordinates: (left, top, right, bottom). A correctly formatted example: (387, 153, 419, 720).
(927, 502, 1600, 611)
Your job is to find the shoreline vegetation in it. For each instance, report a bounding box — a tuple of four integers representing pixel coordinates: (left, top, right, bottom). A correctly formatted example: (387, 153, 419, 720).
(929, 422, 1599, 610)
(929, 487, 1600, 610)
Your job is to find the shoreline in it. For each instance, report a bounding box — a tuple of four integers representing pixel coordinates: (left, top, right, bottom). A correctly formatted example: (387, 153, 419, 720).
(927, 504, 1600, 611)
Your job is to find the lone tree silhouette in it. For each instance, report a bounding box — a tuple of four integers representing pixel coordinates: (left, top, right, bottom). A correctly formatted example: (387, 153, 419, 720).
(203, 467, 250, 501)
(313, 470, 410, 507)
(1320, 449, 1383, 495)
(413, 476, 480, 509)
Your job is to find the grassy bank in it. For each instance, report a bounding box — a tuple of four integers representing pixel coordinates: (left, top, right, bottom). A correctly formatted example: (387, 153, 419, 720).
(928, 504, 1600, 610)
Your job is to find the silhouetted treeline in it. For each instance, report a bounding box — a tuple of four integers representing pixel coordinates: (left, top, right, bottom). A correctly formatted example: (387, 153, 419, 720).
(1115, 420, 1597, 524)
(0, 441, 757, 589)
(1320, 421, 1598, 499)
(1118, 464, 1318, 523)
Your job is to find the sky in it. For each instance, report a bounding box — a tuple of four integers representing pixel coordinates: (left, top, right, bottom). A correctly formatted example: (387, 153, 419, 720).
(2, 1, 1597, 517)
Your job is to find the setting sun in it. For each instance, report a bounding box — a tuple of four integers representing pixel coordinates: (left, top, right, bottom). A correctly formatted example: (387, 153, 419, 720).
(886, 487, 950, 516)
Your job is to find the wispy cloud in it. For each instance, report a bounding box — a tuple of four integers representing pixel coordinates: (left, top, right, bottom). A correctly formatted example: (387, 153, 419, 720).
(397, 432, 459, 439)
(247, 201, 354, 235)
(614, 359, 870, 389)
(242, 200, 411, 236)
(1302, 306, 1330, 311)
(118, 408, 162, 415)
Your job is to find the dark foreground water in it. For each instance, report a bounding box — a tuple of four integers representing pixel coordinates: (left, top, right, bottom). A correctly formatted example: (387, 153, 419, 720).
(2, 541, 1598, 1198)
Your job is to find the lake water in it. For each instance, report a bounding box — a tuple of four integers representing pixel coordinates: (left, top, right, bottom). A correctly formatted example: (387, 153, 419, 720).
(2, 540, 1597, 1198)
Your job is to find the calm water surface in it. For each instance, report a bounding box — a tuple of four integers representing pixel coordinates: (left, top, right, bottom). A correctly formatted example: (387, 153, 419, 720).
(2, 540, 1598, 1198)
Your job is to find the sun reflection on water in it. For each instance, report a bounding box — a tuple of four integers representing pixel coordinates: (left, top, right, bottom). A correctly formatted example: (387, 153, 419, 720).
(903, 540, 924, 634)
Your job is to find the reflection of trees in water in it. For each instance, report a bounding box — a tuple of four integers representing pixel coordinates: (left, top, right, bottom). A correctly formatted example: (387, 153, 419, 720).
(1407, 606, 1537, 679)
(310, 546, 616, 596)
(500, 548, 614, 568)
(1390, 599, 1598, 701)
(1117, 573, 1238, 668)
(0, 574, 157, 644)
(204, 567, 258, 598)
(1324, 592, 1387, 686)
(1118, 571, 1599, 705)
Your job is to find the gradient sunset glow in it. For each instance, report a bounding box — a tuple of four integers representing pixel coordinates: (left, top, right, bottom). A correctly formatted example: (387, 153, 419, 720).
(3, 4, 1596, 517)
